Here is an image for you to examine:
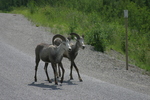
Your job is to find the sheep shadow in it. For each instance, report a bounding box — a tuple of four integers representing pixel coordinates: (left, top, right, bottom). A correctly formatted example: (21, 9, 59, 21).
(61, 79, 78, 85)
(28, 82, 61, 90)
(28, 79, 78, 90)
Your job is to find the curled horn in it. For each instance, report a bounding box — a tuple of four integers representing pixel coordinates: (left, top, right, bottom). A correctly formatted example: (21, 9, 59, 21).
(70, 33, 80, 39)
(52, 34, 66, 44)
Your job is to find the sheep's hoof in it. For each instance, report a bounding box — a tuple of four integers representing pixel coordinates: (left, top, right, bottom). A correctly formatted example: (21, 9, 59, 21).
(55, 82, 58, 85)
(60, 79, 63, 83)
(34, 78, 37, 82)
(79, 79, 83, 82)
(60, 81, 63, 83)
(48, 79, 52, 83)
(70, 77, 74, 80)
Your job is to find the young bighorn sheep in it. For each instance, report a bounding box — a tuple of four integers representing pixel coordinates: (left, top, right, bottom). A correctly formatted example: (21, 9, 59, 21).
(34, 34, 71, 85)
(53, 33, 85, 81)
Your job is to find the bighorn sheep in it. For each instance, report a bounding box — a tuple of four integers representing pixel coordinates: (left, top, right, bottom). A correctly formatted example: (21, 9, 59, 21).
(34, 34, 71, 85)
(53, 33, 85, 81)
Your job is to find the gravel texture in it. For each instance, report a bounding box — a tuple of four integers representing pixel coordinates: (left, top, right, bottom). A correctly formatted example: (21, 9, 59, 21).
(0, 13, 150, 95)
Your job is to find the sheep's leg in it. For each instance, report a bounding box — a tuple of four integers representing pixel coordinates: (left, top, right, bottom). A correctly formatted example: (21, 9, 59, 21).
(70, 62, 74, 80)
(59, 62, 65, 83)
(55, 64, 58, 78)
(34, 57, 40, 82)
(56, 64, 61, 78)
(72, 61, 83, 82)
(58, 64, 61, 77)
(51, 63, 58, 85)
(44, 63, 52, 83)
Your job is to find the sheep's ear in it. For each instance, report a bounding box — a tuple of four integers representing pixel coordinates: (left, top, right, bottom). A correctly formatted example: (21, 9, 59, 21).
(82, 35, 84, 38)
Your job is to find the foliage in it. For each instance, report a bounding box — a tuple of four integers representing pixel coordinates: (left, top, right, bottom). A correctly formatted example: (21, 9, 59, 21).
(0, 0, 28, 11)
(1, 0, 150, 71)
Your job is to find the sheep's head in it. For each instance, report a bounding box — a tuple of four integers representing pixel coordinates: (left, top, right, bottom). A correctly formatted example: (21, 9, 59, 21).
(52, 34, 71, 51)
(70, 33, 85, 49)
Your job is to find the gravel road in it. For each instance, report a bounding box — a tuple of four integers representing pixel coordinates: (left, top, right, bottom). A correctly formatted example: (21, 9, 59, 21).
(0, 13, 150, 100)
